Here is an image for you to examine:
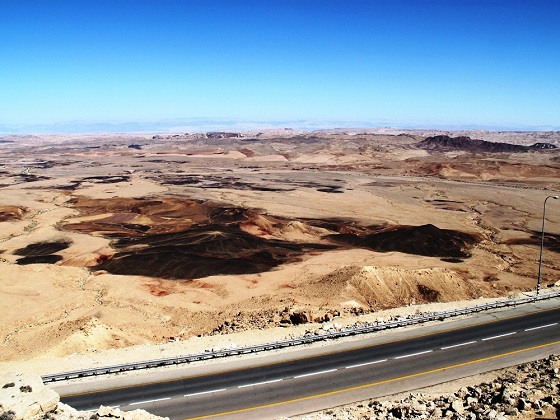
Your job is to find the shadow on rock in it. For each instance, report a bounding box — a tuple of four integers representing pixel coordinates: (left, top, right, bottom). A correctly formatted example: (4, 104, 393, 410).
(95, 224, 335, 279)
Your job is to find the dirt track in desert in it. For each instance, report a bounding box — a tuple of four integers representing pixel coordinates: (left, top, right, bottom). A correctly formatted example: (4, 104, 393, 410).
(0, 130, 559, 366)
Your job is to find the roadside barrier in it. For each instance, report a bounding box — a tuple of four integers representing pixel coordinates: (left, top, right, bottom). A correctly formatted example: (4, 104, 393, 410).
(41, 291, 560, 383)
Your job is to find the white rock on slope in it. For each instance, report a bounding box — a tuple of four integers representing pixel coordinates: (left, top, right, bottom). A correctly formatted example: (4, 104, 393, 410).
(0, 372, 169, 420)
(0, 371, 59, 419)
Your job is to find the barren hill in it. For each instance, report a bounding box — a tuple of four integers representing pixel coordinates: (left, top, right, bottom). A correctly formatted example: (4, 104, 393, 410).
(417, 134, 557, 153)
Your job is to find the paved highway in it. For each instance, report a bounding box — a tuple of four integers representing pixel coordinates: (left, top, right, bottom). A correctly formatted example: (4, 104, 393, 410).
(61, 304, 560, 419)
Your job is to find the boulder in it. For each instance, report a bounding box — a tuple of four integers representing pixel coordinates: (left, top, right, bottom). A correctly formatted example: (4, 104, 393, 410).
(450, 399, 465, 413)
(289, 310, 311, 325)
(98, 405, 122, 417)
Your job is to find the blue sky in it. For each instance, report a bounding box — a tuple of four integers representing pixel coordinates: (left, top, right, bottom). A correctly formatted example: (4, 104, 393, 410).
(1, 0, 559, 133)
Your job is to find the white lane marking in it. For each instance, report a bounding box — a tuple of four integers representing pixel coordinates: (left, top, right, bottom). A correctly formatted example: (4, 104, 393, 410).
(345, 359, 387, 369)
(185, 388, 226, 397)
(525, 323, 558, 332)
(129, 397, 170, 406)
(294, 368, 337, 379)
(441, 341, 476, 350)
(394, 350, 433, 359)
(238, 379, 283, 388)
(482, 332, 516, 341)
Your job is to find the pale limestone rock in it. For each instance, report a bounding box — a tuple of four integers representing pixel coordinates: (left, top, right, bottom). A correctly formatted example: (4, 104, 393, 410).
(97, 404, 121, 417)
(0, 373, 169, 420)
(122, 409, 171, 420)
(451, 399, 465, 413)
(0, 371, 59, 420)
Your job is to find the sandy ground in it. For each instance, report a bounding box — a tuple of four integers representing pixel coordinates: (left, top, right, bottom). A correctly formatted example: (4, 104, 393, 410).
(0, 130, 559, 377)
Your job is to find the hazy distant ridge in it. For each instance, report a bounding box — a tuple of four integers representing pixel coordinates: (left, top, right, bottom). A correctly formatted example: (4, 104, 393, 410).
(1, 118, 559, 135)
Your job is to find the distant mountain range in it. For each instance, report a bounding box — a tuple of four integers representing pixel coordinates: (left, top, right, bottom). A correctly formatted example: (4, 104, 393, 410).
(1, 118, 558, 135)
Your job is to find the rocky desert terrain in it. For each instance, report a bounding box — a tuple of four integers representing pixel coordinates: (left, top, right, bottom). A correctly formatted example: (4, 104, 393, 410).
(289, 354, 560, 420)
(0, 129, 559, 371)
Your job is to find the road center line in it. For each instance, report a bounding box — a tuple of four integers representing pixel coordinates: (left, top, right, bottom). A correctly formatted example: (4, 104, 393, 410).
(129, 397, 170, 406)
(482, 332, 516, 341)
(441, 341, 477, 350)
(394, 350, 433, 359)
(238, 379, 283, 388)
(198, 340, 560, 419)
(345, 359, 387, 369)
(185, 389, 226, 397)
(294, 369, 337, 379)
(525, 323, 558, 332)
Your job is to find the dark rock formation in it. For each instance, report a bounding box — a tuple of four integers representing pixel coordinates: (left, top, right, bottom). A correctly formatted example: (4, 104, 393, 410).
(418, 135, 530, 153)
(95, 224, 335, 280)
(327, 224, 479, 258)
(13, 240, 70, 265)
(206, 132, 243, 139)
(529, 142, 558, 149)
(16, 255, 63, 265)
(13, 240, 71, 256)
(61, 197, 480, 280)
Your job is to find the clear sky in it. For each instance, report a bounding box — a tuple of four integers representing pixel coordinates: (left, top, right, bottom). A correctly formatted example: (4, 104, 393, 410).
(1, 0, 559, 132)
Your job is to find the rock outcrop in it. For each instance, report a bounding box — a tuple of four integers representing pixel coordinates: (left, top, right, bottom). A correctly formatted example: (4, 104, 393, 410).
(0, 372, 59, 420)
(0, 372, 168, 420)
(205, 131, 243, 139)
(529, 142, 558, 149)
(52, 404, 169, 419)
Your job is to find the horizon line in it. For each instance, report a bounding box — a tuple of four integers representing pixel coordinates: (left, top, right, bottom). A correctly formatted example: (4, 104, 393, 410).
(1, 118, 559, 136)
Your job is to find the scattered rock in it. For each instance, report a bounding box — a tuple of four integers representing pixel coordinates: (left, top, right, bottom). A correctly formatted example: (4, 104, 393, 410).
(287, 354, 560, 419)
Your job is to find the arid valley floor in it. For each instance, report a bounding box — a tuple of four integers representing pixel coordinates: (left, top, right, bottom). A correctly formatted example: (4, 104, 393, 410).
(1, 129, 559, 380)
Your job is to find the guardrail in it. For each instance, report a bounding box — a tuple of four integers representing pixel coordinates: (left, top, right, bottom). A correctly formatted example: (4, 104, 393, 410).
(42, 291, 560, 383)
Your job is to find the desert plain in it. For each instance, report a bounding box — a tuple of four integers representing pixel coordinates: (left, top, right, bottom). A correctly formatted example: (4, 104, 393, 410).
(0, 128, 559, 374)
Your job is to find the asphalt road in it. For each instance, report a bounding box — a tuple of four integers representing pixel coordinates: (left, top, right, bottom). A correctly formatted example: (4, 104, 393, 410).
(60, 305, 560, 419)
